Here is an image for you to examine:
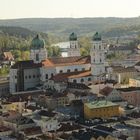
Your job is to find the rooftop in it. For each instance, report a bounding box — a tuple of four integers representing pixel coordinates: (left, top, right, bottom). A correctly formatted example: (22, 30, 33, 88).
(99, 86, 114, 96)
(11, 60, 42, 69)
(84, 100, 118, 109)
(42, 55, 90, 67)
(50, 70, 91, 82)
(117, 87, 140, 92)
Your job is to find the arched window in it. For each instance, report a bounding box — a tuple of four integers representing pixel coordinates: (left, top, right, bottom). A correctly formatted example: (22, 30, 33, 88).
(59, 70, 63, 73)
(51, 73, 54, 77)
(81, 79, 84, 82)
(67, 69, 71, 72)
(75, 69, 78, 72)
(88, 78, 91, 81)
(29, 75, 31, 79)
(100, 59, 102, 62)
(46, 74, 48, 79)
(73, 79, 77, 83)
(33, 75, 35, 78)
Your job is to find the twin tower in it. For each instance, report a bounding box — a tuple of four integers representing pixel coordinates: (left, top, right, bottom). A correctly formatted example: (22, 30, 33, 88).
(30, 32, 106, 80)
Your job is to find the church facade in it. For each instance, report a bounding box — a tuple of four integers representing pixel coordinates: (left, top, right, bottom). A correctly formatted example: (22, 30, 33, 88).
(9, 32, 107, 94)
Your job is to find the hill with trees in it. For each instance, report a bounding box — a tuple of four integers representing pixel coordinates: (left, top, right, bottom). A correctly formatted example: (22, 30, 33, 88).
(1, 17, 140, 37)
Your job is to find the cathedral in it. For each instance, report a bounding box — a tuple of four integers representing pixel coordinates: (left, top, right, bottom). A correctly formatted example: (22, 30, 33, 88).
(10, 32, 107, 94)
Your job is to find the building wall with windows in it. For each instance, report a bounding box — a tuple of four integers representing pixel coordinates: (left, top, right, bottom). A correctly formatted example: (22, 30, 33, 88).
(24, 68, 40, 90)
(84, 100, 120, 119)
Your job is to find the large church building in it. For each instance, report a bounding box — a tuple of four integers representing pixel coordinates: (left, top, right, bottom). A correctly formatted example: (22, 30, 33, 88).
(10, 32, 107, 94)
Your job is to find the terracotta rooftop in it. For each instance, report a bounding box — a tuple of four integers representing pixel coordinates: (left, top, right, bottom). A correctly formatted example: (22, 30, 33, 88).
(3, 52, 14, 61)
(112, 66, 137, 73)
(50, 70, 91, 82)
(0, 126, 12, 132)
(42, 55, 90, 67)
(21, 126, 42, 136)
(99, 86, 114, 96)
(56, 122, 83, 132)
(67, 82, 91, 90)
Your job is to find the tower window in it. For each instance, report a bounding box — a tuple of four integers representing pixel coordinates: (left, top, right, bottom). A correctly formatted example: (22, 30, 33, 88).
(46, 74, 48, 79)
(82, 68, 85, 71)
(88, 78, 91, 81)
(51, 73, 54, 77)
(59, 70, 63, 73)
(36, 54, 39, 61)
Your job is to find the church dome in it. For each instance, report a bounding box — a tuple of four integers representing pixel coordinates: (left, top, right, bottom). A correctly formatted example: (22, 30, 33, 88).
(31, 34, 45, 50)
(93, 32, 101, 41)
(69, 32, 77, 41)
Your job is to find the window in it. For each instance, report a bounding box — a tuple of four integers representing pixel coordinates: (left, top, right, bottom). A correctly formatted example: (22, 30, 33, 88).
(99, 45, 101, 50)
(33, 75, 35, 78)
(36, 54, 39, 61)
(82, 68, 85, 71)
(94, 45, 95, 49)
(25, 76, 27, 79)
(93, 59, 95, 62)
(15, 76, 17, 79)
(73, 79, 77, 83)
(88, 78, 91, 81)
(81, 79, 84, 82)
(59, 70, 63, 73)
(100, 59, 102, 62)
(29, 75, 31, 79)
(51, 73, 54, 77)
(75, 69, 78, 72)
(46, 74, 48, 79)
(67, 69, 70, 72)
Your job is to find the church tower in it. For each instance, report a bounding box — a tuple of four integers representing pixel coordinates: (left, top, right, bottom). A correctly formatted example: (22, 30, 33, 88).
(30, 34, 47, 63)
(90, 32, 106, 80)
(68, 32, 80, 57)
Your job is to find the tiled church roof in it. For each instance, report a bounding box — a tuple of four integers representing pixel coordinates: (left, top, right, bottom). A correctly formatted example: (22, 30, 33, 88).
(42, 55, 90, 67)
(50, 70, 91, 82)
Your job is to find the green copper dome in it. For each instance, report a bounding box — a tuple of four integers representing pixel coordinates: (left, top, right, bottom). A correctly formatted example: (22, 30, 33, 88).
(69, 32, 77, 41)
(93, 32, 101, 41)
(31, 34, 45, 50)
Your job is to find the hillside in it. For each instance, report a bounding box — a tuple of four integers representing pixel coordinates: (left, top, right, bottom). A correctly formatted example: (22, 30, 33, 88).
(0, 17, 140, 37)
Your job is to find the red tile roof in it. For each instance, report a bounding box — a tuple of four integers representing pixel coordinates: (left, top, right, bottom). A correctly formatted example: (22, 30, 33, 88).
(3, 52, 14, 61)
(42, 56, 90, 67)
(50, 70, 91, 82)
(100, 86, 114, 96)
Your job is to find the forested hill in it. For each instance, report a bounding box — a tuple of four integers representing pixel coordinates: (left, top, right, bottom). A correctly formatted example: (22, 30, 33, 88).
(0, 26, 36, 38)
(1, 17, 140, 37)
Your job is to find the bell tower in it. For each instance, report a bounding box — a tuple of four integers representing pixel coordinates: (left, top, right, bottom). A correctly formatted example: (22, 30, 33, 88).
(90, 32, 106, 80)
(30, 34, 47, 63)
(68, 32, 80, 57)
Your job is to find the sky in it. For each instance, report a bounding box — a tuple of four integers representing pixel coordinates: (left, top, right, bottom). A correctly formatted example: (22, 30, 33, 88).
(0, 0, 140, 19)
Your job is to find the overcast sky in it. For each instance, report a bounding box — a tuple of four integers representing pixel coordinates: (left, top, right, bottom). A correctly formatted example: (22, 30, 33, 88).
(0, 0, 140, 19)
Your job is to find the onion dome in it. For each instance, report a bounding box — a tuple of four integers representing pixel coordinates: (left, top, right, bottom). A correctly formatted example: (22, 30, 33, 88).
(69, 32, 77, 41)
(93, 32, 101, 41)
(31, 34, 45, 50)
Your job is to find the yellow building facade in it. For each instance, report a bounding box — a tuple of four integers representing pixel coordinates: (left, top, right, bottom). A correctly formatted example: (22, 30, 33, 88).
(84, 100, 120, 119)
